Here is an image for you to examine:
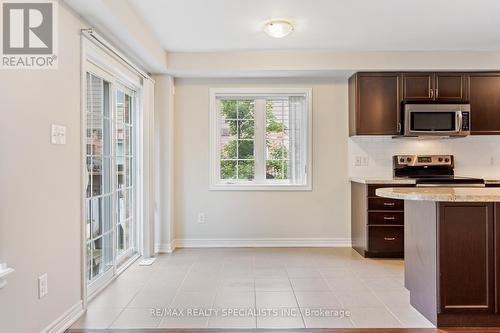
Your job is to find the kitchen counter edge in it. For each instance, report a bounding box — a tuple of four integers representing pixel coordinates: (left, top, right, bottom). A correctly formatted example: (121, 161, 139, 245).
(349, 177, 416, 185)
(376, 187, 500, 202)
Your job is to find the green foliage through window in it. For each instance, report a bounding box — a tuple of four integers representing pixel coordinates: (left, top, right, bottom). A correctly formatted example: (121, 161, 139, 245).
(219, 98, 290, 181)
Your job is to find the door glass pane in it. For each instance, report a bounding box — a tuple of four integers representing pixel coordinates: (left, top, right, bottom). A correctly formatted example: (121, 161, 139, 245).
(91, 237, 103, 278)
(85, 72, 113, 284)
(115, 89, 135, 263)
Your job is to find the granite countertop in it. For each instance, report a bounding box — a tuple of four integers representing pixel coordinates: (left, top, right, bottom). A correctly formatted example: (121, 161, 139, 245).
(376, 187, 500, 202)
(349, 177, 416, 185)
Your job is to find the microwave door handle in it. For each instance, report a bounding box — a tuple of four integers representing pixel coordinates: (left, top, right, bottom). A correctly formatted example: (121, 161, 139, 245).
(457, 112, 463, 132)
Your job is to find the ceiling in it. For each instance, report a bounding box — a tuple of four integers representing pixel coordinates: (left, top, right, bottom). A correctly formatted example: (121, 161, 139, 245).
(128, 0, 500, 52)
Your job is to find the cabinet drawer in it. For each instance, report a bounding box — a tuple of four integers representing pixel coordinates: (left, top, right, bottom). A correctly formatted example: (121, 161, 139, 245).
(368, 212, 404, 225)
(368, 226, 404, 253)
(368, 197, 404, 211)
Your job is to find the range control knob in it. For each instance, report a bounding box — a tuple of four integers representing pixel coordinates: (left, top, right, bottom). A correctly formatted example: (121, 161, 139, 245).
(399, 158, 405, 163)
(438, 157, 443, 162)
(445, 158, 450, 163)
(406, 157, 412, 162)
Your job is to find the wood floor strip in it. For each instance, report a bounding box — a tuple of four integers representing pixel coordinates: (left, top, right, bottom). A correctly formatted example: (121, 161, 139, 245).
(65, 328, 500, 333)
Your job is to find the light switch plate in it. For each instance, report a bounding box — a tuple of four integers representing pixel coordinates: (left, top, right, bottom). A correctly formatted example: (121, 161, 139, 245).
(38, 273, 48, 299)
(51, 124, 66, 145)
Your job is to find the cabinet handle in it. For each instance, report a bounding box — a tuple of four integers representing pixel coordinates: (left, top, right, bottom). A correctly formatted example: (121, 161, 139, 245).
(383, 216, 396, 220)
(384, 237, 396, 241)
(430, 89, 434, 98)
(383, 202, 396, 206)
(435, 88, 439, 98)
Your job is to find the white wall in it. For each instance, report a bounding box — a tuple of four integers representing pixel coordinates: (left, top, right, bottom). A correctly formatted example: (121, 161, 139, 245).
(349, 136, 500, 179)
(172, 76, 500, 247)
(173, 78, 350, 245)
(0, 3, 85, 332)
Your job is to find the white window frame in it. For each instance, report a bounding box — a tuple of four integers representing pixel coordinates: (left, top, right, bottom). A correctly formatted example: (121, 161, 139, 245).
(209, 88, 312, 191)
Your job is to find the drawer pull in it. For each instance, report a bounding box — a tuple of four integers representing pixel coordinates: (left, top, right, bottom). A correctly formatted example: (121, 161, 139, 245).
(383, 202, 396, 206)
(383, 216, 396, 220)
(384, 237, 396, 241)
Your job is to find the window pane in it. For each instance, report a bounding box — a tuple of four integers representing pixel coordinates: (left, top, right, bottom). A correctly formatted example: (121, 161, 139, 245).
(117, 190, 125, 222)
(86, 124, 92, 155)
(220, 99, 237, 119)
(267, 139, 284, 160)
(124, 126, 131, 156)
(91, 157, 102, 196)
(237, 100, 254, 119)
(125, 157, 133, 187)
(238, 120, 254, 139)
(116, 156, 125, 190)
(91, 237, 103, 278)
(86, 157, 92, 198)
(238, 140, 254, 159)
(238, 161, 254, 180)
(267, 160, 287, 179)
(221, 137, 237, 159)
(90, 198, 102, 238)
(266, 99, 291, 180)
(102, 232, 113, 270)
(124, 94, 131, 124)
(124, 190, 132, 220)
(102, 195, 112, 233)
(221, 160, 237, 179)
(87, 242, 92, 281)
(85, 200, 91, 240)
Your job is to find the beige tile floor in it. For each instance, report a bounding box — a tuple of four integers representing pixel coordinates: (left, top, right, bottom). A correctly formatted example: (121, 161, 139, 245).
(71, 247, 434, 329)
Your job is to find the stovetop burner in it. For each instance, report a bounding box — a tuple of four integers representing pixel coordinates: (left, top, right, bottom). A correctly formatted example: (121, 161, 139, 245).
(393, 155, 485, 187)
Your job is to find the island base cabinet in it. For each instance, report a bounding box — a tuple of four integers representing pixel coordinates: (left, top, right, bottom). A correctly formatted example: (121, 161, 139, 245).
(406, 201, 500, 327)
(438, 203, 495, 319)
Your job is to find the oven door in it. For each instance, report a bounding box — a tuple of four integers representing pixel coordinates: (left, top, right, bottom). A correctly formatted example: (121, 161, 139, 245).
(404, 104, 463, 136)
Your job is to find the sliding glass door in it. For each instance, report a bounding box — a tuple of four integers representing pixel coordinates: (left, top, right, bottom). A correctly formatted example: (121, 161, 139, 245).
(85, 65, 138, 294)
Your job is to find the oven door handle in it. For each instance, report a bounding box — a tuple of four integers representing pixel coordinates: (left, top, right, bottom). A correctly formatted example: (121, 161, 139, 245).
(456, 112, 463, 133)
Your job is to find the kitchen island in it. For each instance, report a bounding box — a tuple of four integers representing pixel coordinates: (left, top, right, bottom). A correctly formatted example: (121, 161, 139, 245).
(377, 187, 500, 327)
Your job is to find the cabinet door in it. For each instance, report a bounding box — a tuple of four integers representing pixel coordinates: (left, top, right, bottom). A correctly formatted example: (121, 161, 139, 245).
(435, 73, 468, 102)
(438, 203, 495, 314)
(350, 73, 401, 135)
(403, 73, 434, 100)
(469, 73, 500, 135)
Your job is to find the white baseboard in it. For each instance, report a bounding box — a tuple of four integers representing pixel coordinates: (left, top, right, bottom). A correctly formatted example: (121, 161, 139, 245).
(156, 238, 351, 251)
(155, 242, 174, 253)
(41, 300, 84, 333)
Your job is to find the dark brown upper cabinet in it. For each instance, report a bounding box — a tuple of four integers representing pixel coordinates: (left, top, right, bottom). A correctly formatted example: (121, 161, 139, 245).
(403, 72, 434, 100)
(469, 73, 500, 135)
(403, 72, 468, 102)
(349, 72, 402, 136)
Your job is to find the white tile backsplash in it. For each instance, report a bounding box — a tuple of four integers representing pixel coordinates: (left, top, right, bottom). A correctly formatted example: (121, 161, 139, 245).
(348, 136, 500, 179)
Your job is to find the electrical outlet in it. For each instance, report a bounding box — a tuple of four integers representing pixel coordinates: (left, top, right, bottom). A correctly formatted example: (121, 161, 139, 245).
(197, 213, 207, 224)
(354, 156, 369, 167)
(38, 273, 48, 299)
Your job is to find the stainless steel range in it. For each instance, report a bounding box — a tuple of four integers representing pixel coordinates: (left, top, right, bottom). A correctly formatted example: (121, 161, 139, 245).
(393, 154, 485, 187)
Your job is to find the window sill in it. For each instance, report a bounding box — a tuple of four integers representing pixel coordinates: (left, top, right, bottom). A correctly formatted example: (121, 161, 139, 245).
(209, 183, 312, 191)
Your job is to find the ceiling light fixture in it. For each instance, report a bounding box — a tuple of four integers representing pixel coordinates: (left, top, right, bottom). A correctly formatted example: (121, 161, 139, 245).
(264, 20, 294, 38)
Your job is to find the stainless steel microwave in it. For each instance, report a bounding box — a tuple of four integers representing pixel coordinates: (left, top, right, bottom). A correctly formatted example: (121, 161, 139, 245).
(403, 103, 470, 137)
